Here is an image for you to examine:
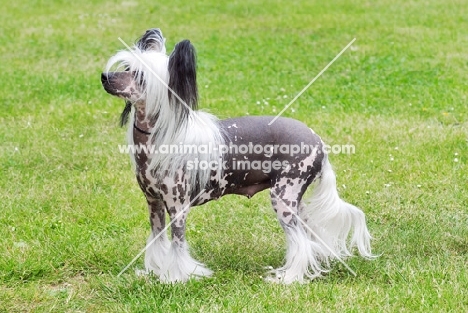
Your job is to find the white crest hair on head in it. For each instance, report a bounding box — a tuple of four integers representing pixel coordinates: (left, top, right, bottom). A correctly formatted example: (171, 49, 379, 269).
(105, 48, 170, 120)
(106, 41, 225, 192)
(136, 28, 167, 55)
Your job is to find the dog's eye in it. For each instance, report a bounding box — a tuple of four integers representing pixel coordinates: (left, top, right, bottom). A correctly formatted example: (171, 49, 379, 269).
(133, 72, 145, 87)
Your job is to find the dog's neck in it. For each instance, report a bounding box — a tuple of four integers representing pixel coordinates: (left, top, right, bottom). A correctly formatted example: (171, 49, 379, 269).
(133, 105, 154, 141)
(134, 123, 151, 135)
(131, 105, 154, 170)
(134, 105, 153, 132)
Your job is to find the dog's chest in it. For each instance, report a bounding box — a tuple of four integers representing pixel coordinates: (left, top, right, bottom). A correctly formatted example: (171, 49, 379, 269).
(133, 149, 194, 203)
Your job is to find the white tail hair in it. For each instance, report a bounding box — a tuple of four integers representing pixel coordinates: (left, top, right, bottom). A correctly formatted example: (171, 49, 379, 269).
(268, 155, 374, 284)
(300, 155, 374, 261)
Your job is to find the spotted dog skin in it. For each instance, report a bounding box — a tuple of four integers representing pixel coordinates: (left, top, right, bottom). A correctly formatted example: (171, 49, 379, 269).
(128, 103, 325, 251)
(201, 116, 324, 228)
(101, 31, 325, 276)
(100, 29, 373, 283)
(103, 61, 325, 255)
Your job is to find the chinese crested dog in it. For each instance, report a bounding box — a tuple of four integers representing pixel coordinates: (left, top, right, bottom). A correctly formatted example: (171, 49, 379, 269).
(101, 28, 373, 284)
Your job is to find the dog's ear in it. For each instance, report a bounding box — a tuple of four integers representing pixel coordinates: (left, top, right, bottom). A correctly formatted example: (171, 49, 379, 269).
(168, 40, 198, 110)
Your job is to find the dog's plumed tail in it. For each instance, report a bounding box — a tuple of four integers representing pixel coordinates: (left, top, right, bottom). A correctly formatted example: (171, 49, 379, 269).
(300, 155, 374, 261)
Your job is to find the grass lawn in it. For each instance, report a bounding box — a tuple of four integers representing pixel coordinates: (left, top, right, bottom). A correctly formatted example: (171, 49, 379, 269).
(1, 0, 467, 311)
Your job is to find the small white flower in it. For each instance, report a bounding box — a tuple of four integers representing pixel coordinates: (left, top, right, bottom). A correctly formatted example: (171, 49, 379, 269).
(79, 134, 84, 138)
(283, 95, 288, 98)
(14, 241, 27, 248)
(365, 191, 370, 194)
(256, 101, 260, 105)
(395, 147, 399, 150)
(387, 169, 392, 173)
(454, 152, 458, 156)
(417, 185, 422, 188)
(390, 157, 394, 161)
(454, 158, 459, 162)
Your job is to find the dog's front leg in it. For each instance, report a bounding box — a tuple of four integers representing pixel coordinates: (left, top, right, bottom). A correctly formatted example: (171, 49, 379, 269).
(140, 196, 171, 277)
(155, 187, 212, 283)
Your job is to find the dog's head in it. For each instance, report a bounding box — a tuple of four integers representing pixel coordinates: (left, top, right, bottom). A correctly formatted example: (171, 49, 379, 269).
(102, 28, 167, 99)
(101, 28, 198, 126)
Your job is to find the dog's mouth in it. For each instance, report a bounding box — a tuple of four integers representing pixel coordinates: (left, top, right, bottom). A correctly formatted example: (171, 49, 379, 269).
(101, 72, 137, 99)
(101, 71, 144, 127)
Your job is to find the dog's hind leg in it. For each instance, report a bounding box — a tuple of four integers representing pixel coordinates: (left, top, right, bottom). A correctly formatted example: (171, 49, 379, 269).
(299, 155, 374, 260)
(140, 197, 171, 276)
(267, 179, 326, 284)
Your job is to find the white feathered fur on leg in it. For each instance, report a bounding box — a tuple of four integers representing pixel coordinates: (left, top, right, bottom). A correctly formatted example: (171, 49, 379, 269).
(158, 242, 213, 283)
(267, 154, 374, 284)
(300, 155, 374, 261)
(141, 232, 213, 282)
(267, 223, 327, 284)
(141, 231, 171, 276)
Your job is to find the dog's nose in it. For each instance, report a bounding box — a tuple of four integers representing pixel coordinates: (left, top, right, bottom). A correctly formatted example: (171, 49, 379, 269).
(101, 72, 109, 83)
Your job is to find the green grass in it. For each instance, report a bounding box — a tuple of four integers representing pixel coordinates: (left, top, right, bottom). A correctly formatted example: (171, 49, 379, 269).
(1, 0, 467, 311)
